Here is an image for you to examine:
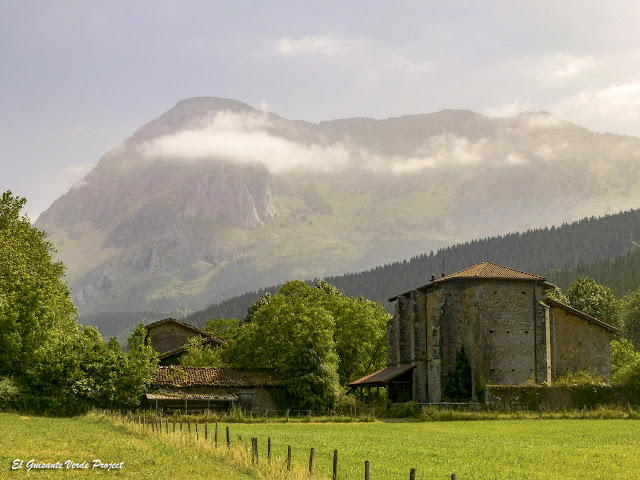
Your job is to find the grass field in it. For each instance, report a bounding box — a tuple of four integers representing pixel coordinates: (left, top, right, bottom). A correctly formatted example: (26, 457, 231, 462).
(1, 412, 639, 479)
(0, 412, 263, 480)
(227, 419, 640, 479)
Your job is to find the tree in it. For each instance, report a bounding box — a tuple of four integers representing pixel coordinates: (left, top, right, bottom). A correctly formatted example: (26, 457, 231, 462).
(443, 347, 472, 401)
(623, 288, 640, 350)
(284, 337, 339, 411)
(0, 191, 77, 378)
(565, 277, 624, 330)
(224, 279, 389, 408)
(179, 336, 225, 367)
(610, 338, 640, 382)
(0, 192, 158, 414)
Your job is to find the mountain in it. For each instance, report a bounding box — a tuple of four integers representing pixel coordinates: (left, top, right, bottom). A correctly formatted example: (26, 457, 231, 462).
(35, 97, 640, 321)
(183, 208, 640, 327)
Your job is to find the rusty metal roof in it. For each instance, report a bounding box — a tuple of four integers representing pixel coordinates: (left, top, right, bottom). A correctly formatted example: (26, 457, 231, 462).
(348, 364, 414, 387)
(152, 366, 282, 388)
(390, 262, 551, 301)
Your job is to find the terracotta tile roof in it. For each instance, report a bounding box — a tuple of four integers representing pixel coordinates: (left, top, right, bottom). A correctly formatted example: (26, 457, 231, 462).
(390, 262, 551, 301)
(543, 298, 620, 333)
(145, 318, 226, 346)
(152, 366, 282, 388)
(435, 262, 546, 282)
(348, 364, 414, 387)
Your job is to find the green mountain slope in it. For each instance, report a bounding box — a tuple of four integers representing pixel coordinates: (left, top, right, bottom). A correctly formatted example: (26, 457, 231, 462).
(183, 208, 640, 327)
(34, 97, 640, 322)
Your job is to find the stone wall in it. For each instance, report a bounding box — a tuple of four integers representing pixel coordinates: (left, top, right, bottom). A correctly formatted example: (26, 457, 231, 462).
(166, 385, 282, 412)
(549, 305, 612, 378)
(148, 323, 201, 353)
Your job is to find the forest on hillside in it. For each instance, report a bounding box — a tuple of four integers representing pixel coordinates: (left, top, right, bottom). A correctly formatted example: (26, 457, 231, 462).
(181, 208, 640, 327)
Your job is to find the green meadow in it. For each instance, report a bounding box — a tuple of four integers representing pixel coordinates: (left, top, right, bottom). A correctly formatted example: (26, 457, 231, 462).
(1, 412, 639, 479)
(222, 419, 640, 479)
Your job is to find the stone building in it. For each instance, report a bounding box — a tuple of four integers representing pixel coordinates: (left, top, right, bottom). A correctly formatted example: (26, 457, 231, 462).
(145, 318, 225, 365)
(349, 262, 618, 403)
(144, 319, 283, 412)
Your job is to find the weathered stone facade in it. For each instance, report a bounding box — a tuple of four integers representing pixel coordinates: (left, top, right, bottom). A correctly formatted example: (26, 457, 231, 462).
(382, 262, 617, 403)
(145, 318, 225, 365)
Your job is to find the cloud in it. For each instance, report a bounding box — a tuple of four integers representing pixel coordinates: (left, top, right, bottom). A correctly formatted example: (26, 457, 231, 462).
(274, 35, 349, 56)
(139, 111, 352, 173)
(368, 134, 488, 175)
(139, 111, 546, 177)
(535, 52, 598, 80)
(483, 99, 534, 118)
(60, 162, 94, 190)
(505, 153, 528, 166)
(558, 81, 640, 119)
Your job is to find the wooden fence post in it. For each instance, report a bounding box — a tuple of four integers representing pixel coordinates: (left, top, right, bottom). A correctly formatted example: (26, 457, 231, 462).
(188, 419, 191, 434)
(226, 426, 230, 448)
(205, 423, 208, 441)
(309, 447, 315, 475)
(215, 423, 218, 447)
(451, 474, 457, 480)
(254, 438, 259, 465)
(165, 419, 168, 434)
(287, 445, 292, 472)
(333, 450, 338, 480)
(365, 460, 370, 480)
(180, 421, 183, 433)
(173, 421, 175, 434)
(195, 420, 198, 440)
(268, 437, 271, 460)
(410, 468, 416, 480)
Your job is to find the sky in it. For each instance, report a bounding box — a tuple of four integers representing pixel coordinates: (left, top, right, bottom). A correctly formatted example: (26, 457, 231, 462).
(2, 1, 640, 220)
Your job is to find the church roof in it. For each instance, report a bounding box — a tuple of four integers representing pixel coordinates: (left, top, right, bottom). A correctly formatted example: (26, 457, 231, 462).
(436, 262, 545, 282)
(389, 262, 551, 301)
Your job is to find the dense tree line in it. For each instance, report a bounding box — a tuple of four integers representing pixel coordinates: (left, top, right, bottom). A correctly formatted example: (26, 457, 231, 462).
(186, 208, 640, 326)
(0, 191, 157, 415)
(181, 280, 390, 410)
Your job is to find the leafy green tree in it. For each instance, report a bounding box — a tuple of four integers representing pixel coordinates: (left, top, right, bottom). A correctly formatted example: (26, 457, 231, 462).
(547, 286, 569, 304)
(0, 191, 77, 378)
(331, 296, 389, 384)
(443, 347, 472, 401)
(0, 192, 157, 414)
(179, 336, 225, 367)
(610, 338, 640, 382)
(204, 318, 241, 341)
(284, 337, 339, 411)
(623, 288, 640, 350)
(225, 279, 389, 408)
(565, 277, 624, 329)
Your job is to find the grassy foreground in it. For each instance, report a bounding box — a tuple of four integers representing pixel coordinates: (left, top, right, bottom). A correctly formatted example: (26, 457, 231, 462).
(227, 419, 640, 479)
(0, 412, 282, 479)
(2, 412, 639, 479)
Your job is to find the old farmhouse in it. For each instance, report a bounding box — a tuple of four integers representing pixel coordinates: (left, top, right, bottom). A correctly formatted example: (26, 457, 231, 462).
(144, 318, 283, 412)
(350, 262, 618, 403)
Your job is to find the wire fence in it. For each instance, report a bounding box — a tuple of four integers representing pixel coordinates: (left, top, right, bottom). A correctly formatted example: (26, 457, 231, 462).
(114, 411, 461, 479)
